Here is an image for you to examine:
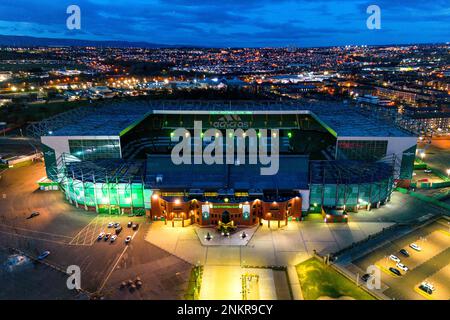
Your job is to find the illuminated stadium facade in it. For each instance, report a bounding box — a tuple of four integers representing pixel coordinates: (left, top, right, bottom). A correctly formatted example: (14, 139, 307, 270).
(31, 100, 418, 226)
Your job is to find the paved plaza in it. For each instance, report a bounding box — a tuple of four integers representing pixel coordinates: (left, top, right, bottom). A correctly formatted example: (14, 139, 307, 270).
(145, 219, 394, 299)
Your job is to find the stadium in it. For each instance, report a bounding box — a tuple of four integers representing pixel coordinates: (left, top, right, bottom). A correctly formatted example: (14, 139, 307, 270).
(30, 100, 418, 227)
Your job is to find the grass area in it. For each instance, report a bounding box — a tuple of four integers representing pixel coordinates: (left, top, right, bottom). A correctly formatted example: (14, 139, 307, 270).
(296, 258, 375, 300)
(184, 265, 203, 300)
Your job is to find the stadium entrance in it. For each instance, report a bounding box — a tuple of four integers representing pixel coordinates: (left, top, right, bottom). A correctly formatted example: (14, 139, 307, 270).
(149, 195, 303, 228)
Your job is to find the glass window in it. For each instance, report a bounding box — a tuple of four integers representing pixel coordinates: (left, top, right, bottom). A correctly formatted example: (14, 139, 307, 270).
(69, 139, 121, 160)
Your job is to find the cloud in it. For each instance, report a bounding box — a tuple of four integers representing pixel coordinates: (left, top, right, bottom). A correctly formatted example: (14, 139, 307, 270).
(0, 0, 447, 46)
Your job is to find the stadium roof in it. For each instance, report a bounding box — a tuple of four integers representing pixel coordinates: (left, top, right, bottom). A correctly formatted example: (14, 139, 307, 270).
(64, 155, 310, 190)
(35, 100, 413, 138)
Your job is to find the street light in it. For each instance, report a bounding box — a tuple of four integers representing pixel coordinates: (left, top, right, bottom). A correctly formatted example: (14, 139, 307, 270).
(446, 169, 450, 177)
(420, 152, 425, 160)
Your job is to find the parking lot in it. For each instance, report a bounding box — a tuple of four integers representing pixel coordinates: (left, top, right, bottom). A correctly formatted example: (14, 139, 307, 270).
(353, 218, 450, 300)
(0, 163, 192, 299)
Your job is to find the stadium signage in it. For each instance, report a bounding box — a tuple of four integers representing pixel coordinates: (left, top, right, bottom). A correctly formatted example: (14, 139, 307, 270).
(171, 121, 279, 175)
(212, 114, 249, 129)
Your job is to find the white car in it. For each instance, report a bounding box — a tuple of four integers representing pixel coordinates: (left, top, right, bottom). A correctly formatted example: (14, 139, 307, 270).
(410, 243, 422, 251)
(107, 222, 115, 228)
(424, 169, 432, 173)
(421, 281, 435, 291)
(110, 235, 118, 242)
(396, 262, 409, 272)
(125, 236, 132, 244)
(98, 232, 105, 240)
(389, 254, 401, 263)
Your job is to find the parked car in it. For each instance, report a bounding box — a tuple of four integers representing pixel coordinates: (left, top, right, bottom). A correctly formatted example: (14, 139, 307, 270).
(389, 254, 401, 263)
(104, 233, 111, 241)
(424, 169, 432, 173)
(421, 281, 435, 291)
(396, 263, 409, 272)
(37, 251, 50, 260)
(125, 236, 132, 244)
(107, 222, 115, 228)
(127, 221, 133, 228)
(27, 211, 40, 219)
(419, 284, 433, 295)
(98, 232, 105, 240)
(361, 273, 372, 282)
(410, 243, 422, 251)
(399, 249, 409, 257)
(389, 267, 401, 276)
(110, 235, 118, 242)
(115, 226, 122, 235)
(113, 222, 120, 228)
(132, 223, 139, 231)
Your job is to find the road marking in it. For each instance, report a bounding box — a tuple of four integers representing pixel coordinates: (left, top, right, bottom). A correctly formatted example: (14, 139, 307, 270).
(0, 223, 73, 239)
(69, 216, 104, 246)
(98, 230, 138, 293)
(0, 229, 69, 245)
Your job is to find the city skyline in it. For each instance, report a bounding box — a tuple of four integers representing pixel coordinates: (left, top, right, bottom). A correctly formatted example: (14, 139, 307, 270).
(0, 0, 448, 47)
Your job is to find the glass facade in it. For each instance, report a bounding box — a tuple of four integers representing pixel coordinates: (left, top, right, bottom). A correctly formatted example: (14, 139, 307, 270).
(336, 140, 388, 161)
(63, 177, 147, 214)
(69, 139, 121, 160)
(309, 178, 392, 208)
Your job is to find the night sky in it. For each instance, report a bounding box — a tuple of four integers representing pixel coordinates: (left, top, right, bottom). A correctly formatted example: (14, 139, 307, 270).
(0, 0, 448, 47)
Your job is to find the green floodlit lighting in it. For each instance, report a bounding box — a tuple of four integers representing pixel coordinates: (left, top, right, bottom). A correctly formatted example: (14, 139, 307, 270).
(170, 132, 174, 137)
(257, 131, 261, 138)
(287, 132, 293, 139)
(201, 132, 204, 138)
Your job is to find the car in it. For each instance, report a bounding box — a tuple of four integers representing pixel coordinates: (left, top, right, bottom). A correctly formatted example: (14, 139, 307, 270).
(424, 169, 432, 173)
(98, 232, 105, 240)
(389, 254, 401, 263)
(361, 274, 373, 282)
(110, 235, 118, 242)
(115, 226, 122, 235)
(104, 233, 111, 241)
(127, 221, 133, 228)
(410, 243, 422, 251)
(421, 281, 435, 291)
(27, 211, 40, 219)
(125, 236, 132, 244)
(37, 251, 50, 260)
(399, 249, 410, 257)
(396, 263, 409, 272)
(113, 222, 120, 228)
(389, 267, 401, 276)
(132, 223, 139, 231)
(419, 284, 433, 295)
(107, 222, 115, 228)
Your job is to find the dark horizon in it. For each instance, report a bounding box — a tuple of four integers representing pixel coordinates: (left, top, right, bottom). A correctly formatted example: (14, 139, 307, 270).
(0, 33, 447, 49)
